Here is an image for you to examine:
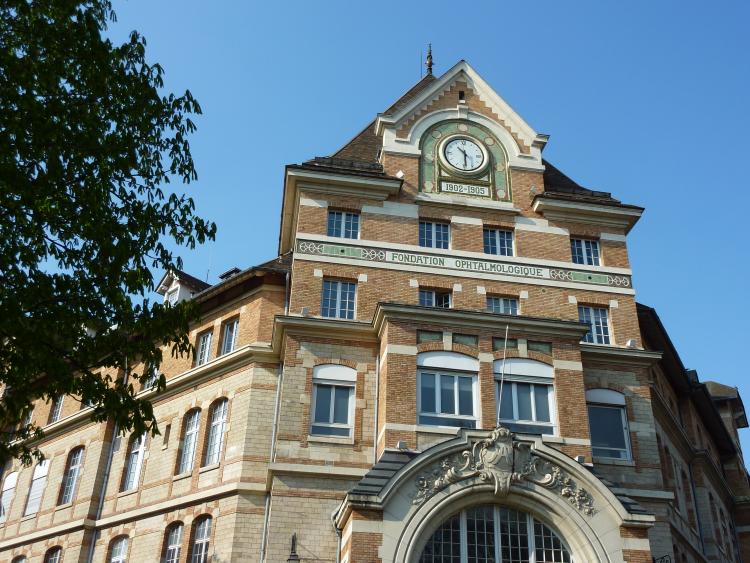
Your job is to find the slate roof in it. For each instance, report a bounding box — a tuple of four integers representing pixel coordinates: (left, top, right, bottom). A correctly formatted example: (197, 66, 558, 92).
(173, 269, 211, 292)
(324, 70, 624, 206)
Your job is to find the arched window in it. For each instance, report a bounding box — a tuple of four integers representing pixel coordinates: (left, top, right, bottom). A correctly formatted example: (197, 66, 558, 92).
(585, 389, 631, 460)
(24, 459, 50, 516)
(11, 556, 26, 563)
(58, 446, 84, 504)
(120, 433, 146, 491)
(108, 536, 129, 563)
(163, 521, 184, 563)
(494, 358, 555, 435)
(189, 515, 212, 563)
(310, 365, 356, 437)
(176, 409, 201, 474)
(419, 505, 571, 562)
(44, 546, 63, 563)
(0, 471, 18, 522)
(203, 399, 228, 466)
(417, 352, 479, 428)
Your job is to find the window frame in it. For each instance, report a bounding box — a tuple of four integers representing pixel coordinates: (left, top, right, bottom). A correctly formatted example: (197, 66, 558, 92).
(23, 459, 50, 516)
(486, 296, 519, 315)
(177, 409, 201, 475)
(417, 369, 479, 429)
(0, 471, 18, 523)
(195, 330, 213, 366)
(327, 210, 360, 239)
(109, 536, 129, 563)
(586, 389, 632, 461)
(44, 547, 62, 563)
(309, 365, 357, 438)
(166, 287, 179, 306)
(121, 433, 146, 492)
(163, 522, 184, 563)
(571, 237, 601, 266)
(321, 279, 357, 320)
(48, 395, 64, 425)
(578, 305, 611, 344)
(203, 399, 228, 467)
(494, 358, 556, 435)
(58, 446, 84, 505)
(189, 515, 212, 563)
(483, 227, 514, 256)
(419, 220, 450, 249)
(219, 318, 239, 356)
(419, 288, 451, 308)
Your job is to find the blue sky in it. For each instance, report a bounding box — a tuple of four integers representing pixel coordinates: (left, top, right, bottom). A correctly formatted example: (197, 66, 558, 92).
(110, 2, 750, 452)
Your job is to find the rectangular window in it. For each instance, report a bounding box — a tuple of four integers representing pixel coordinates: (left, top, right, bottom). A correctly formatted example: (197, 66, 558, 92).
(492, 337, 518, 351)
(196, 331, 213, 366)
(24, 460, 50, 516)
(121, 434, 146, 491)
(311, 383, 354, 437)
(59, 448, 84, 505)
(327, 210, 360, 239)
(453, 334, 478, 347)
(48, 395, 64, 424)
(527, 341, 552, 355)
(483, 228, 514, 256)
(177, 410, 201, 474)
(419, 289, 451, 308)
(220, 319, 238, 355)
(487, 296, 518, 315)
(497, 380, 554, 434)
(587, 404, 631, 459)
(418, 371, 477, 428)
(204, 399, 228, 466)
(166, 288, 179, 305)
(571, 238, 600, 266)
(578, 305, 610, 344)
(419, 221, 450, 249)
(321, 280, 356, 319)
(417, 330, 442, 344)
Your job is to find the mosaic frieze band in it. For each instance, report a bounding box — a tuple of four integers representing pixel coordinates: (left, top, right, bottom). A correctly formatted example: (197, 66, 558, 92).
(296, 239, 632, 290)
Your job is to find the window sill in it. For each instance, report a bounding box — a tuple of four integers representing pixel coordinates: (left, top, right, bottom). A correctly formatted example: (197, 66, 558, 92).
(199, 463, 220, 474)
(415, 425, 463, 435)
(172, 472, 192, 482)
(117, 488, 138, 499)
(593, 456, 634, 467)
(55, 501, 73, 511)
(20, 513, 37, 522)
(307, 434, 354, 445)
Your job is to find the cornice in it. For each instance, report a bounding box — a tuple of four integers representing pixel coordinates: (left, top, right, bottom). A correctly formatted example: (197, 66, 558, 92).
(580, 344, 662, 367)
(271, 315, 377, 358)
(533, 197, 644, 233)
(372, 303, 589, 340)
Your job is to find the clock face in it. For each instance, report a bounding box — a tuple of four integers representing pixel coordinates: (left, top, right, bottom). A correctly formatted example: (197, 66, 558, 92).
(443, 137, 485, 172)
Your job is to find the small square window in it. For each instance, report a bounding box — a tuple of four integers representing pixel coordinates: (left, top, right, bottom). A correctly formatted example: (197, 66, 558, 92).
(417, 330, 442, 344)
(571, 238, 600, 266)
(453, 333, 478, 347)
(483, 228, 514, 256)
(419, 221, 450, 249)
(327, 211, 359, 239)
(321, 280, 357, 319)
(419, 289, 451, 308)
(487, 296, 518, 315)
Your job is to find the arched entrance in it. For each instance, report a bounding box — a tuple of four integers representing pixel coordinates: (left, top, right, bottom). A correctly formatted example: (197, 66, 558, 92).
(418, 504, 571, 563)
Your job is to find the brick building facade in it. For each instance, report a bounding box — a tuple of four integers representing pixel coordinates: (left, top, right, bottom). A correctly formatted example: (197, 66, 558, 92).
(1, 60, 749, 563)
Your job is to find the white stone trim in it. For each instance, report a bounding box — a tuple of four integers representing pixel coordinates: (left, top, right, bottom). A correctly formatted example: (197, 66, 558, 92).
(493, 358, 553, 378)
(553, 360, 583, 371)
(586, 388, 626, 405)
(568, 295, 578, 304)
(409, 278, 419, 288)
(313, 364, 357, 383)
(600, 232, 627, 242)
(451, 215, 483, 225)
(385, 344, 418, 356)
(313, 268, 323, 278)
(514, 216, 570, 236)
(418, 351, 479, 372)
(300, 197, 328, 208)
(362, 201, 420, 219)
(358, 273, 368, 282)
(519, 290, 529, 299)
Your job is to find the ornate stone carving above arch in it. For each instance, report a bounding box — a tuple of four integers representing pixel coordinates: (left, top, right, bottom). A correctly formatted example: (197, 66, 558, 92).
(335, 426, 654, 562)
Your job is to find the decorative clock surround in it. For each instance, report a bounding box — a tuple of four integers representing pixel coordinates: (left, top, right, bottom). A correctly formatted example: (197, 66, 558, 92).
(420, 120, 511, 201)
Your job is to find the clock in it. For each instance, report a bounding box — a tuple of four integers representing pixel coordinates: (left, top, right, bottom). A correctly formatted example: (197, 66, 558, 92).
(440, 136, 488, 174)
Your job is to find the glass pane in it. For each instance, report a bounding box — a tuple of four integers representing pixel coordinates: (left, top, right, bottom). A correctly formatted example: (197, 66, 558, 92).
(440, 375, 455, 414)
(534, 385, 551, 422)
(498, 382, 514, 420)
(311, 425, 350, 437)
(588, 405, 626, 449)
(333, 387, 350, 424)
(420, 373, 436, 413)
(466, 505, 495, 563)
(419, 513, 461, 562)
(499, 507, 530, 563)
(458, 377, 473, 416)
(517, 383, 532, 420)
(314, 385, 332, 423)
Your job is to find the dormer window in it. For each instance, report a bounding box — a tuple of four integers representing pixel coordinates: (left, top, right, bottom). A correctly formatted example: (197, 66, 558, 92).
(166, 288, 179, 306)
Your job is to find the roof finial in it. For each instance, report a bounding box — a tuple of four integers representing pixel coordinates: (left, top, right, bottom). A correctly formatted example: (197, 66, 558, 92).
(426, 44, 433, 76)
